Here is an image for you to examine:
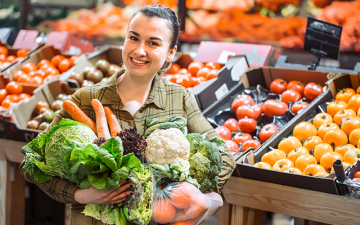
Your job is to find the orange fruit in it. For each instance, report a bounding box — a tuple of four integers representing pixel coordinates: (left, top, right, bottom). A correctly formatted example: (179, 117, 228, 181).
(320, 152, 342, 171)
(273, 159, 294, 172)
(278, 136, 302, 154)
(0, 54, 6, 62)
(44, 67, 60, 77)
(254, 162, 272, 169)
(18, 74, 31, 83)
(22, 62, 37, 73)
(1, 98, 14, 109)
(293, 122, 317, 141)
(295, 154, 317, 172)
(314, 171, 329, 177)
(170, 182, 196, 209)
(5, 81, 23, 94)
(335, 88, 356, 103)
(13, 70, 26, 81)
(29, 76, 44, 85)
(69, 55, 80, 67)
(37, 59, 51, 68)
(303, 136, 322, 151)
(343, 148, 360, 165)
(168, 63, 181, 74)
(0, 89, 7, 104)
(205, 62, 221, 70)
(188, 62, 204, 77)
(50, 55, 65, 68)
(261, 149, 286, 167)
(312, 113, 333, 128)
(287, 147, 310, 164)
(283, 167, 303, 175)
(6, 55, 17, 63)
(184, 193, 209, 218)
(5, 94, 19, 103)
(18, 93, 31, 102)
(335, 144, 355, 157)
(323, 129, 348, 148)
(327, 100, 347, 116)
(331, 162, 351, 173)
(17, 49, 29, 57)
(350, 128, 360, 146)
(317, 123, 339, 139)
(0, 46, 8, 57)
(347, 94, 360, 113)
(40, 63, 54, 71)
(333, 109, 356, 125)
(341, 117, 360, 136)
(313, 143, 333, 162)
(153, 198, 176, 223)
(303, 164, 326, 176)
(58, 58, 71, 73)
(206, 69, 218, 80)
(196, 67, 210, 79)
(178, 68, 188, 74)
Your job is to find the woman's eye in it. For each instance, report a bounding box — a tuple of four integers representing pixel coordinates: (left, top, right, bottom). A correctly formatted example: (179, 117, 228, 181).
(150, 41, 159, 46)
(129, 36, 138, 41)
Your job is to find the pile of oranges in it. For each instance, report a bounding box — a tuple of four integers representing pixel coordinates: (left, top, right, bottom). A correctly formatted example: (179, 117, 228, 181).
(0, 81, 31, 110)
(0, 46, 29, 70)
(12, 54, 80, 86)
(255, 87, 360, 176)
(164, 61, 221, 89)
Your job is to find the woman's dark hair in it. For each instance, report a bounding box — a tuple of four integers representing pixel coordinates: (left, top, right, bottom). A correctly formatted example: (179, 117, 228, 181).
(130, 5, 180, 49)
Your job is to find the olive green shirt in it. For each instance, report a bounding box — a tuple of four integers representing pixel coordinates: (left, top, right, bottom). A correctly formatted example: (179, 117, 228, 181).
(20, 69, 236, 225)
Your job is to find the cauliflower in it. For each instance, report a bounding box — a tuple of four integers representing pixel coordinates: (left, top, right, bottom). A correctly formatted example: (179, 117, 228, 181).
(145, 128, 190, 164)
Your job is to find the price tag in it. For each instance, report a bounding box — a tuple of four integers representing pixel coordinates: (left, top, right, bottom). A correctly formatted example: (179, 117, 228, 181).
(67, 45, 82, 55)
(215, 84, 229, 100)
(217, 50, 236, 64)
(342, 116, 352, 124)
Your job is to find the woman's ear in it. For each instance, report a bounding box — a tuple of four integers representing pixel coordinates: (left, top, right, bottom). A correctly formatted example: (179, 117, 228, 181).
(166, 45, 177, 62)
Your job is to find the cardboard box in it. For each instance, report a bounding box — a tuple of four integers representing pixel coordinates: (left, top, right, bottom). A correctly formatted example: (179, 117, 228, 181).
(194, 41, 281, 67)
(3, 80, 63, 142)
(235, 72, 360, 195)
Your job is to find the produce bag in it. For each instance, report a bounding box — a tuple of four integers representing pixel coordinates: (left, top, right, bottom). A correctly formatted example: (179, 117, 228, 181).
(151, 181, 223, 225)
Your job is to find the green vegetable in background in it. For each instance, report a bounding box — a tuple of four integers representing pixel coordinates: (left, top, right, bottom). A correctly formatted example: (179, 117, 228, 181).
(186, 133, 223, 192)
(144, 116, 188, 138)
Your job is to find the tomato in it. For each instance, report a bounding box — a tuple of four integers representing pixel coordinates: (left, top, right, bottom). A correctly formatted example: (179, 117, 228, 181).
(236, 104, 263, 120)
(50, 55, 65, 68)
(335, 88, 356, 103)
(312, 113, 333, 128)
(254, 162, 272, 169)
(69, 55, 80, 67)
(232, 132, 252, 144)
(287, 147, 310, 164)
(238, 117, 257, 133)
(323, 129, 348, 148)
(293, 121, 317, 141)
(58, 58, 71, 73)
(347, 94, 360, 113)
(263, 99, 288, 118)
(331, 162, 351, 173)
(190, 76, 200, 87)
(320, 152, 342, 171)
(341, 117, 360, 136)
(5, 81, 23, 95)
(196, 67, 210, 79)
(178, 68, 188, 74)
(1, 98, 15, 109)
(313, 143, 333, 162)
(261, 149, 286, 166)
(354, 171, 360, 179)
(12, 70, 25, 81)
(17, 49, 29, 57)
(0, 54, 6, 62)
(291, 101, 309, 114)
(273, 159, 294, 172)
(357, 86, 360, 94)
(176, 76, 191, 88)
(335, 144, 355, 157)
(18, 93, 31, 102)
(303, 164, 326, 176)
(206, 69, 218, 80)
(231, 94, 254, 112)
(278, 136, 302, 154)
(295, 154, 317, 172)
(0, 46, 8, 57)
(21, 62, 37, 73)
(223, 118, 239, 132)
(44, 67, 60, 77)
(168, 63, 181, 74)
(284, 167, 303, 175)
(205, 62, 221, 70)
(6, 94, 19, 103)
(287, 80, 305, 97)
(225, 140, 239, 152)
(30, 76, 44, 85)
(0, 89, 7, 104)
(6, 55, 16, 63)
(241, 140, 261, 152)
(349, 128, 360, 146)
(188, 62, 204, 77)
(303, 136, 322, 152)
(317, 123, 339, 139)
(215, 126, 231, 140)
(327, 100, 347, 116)
(270, 79, 288, 94)
(259, 124, 279, 143)
(281, 90, 301, 104)
(34, 101, 50, 115)
(333, 109, 356, 125)
(304, 82, 323, 101)
(343, 148, 360, 165)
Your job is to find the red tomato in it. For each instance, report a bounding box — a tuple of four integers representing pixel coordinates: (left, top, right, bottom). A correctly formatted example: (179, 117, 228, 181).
(206, 69, 218, 80)
(168, 63, 181, 74)
(0, 89, 7, 104)
(205, 62, 221, 70)
(5, 81, 23, 94)
(231, 94, 254, 112)
(259, 124, 279, 143)
(263, 99, 288, 118)
(241, 140, 261, 152)
(225, 140, 239, 152)
(291, 101, 309, 114)
(287, 80, 305, 97)
(6, 94, 19, 103)
(224, 118, 239, 132)
(233, 132, 252, 145)
(270, 79, 288, 94)
(1, 98, 15, 109)
(215, 126, 231, 140)
(281, 90, 302, 104)
(188, 62, 204, 77)
(304, 82, 323, 101)
(354, 171, 360, 179)
(238, 117, 257, 133)
(236, 104, 263, 120)
(196, 67, 210, 79)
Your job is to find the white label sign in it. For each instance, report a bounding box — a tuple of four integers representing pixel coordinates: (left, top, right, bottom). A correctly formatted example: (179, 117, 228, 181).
(215, 84, 229, 100)
(217, 50, 236, 64)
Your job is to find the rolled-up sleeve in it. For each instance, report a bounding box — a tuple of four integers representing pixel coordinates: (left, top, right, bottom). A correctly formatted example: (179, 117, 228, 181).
(183, 90, 236, 193)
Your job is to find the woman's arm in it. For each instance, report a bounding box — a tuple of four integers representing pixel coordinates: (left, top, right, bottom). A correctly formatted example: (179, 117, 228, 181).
(183, 90, 236, 193)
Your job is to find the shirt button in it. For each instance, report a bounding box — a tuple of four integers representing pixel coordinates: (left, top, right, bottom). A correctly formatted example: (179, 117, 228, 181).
(139, 109, 143, 113)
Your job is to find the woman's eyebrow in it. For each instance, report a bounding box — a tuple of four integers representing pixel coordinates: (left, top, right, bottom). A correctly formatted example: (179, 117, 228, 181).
(129, 31, 163, 42)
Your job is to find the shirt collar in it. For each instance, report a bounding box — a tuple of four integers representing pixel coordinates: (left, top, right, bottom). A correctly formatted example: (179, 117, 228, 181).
(98, 69, 166, 110)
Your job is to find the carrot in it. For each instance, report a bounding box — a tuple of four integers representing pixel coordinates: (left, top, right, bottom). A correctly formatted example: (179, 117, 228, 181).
(104, 107, 122, 137)
(62, 100, 97, 135)
(91, 99, 111, 139)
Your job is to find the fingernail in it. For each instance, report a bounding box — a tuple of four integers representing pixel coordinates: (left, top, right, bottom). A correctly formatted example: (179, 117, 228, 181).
(130, 184, 133, 188)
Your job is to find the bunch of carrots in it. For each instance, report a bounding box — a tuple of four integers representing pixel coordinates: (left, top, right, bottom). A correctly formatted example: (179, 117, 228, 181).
(62, 99, 121, 139)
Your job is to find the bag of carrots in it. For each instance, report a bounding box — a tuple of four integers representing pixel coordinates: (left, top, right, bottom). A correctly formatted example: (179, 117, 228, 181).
(151, 181, 223, 225)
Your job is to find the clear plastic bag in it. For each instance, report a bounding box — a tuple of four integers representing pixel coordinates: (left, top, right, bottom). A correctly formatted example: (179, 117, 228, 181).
(151, 181, 223, 225)
(342, 178, 360, 199)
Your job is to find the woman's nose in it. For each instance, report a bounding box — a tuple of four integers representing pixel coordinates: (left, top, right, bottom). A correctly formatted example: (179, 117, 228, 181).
(134, 43, 146, 57)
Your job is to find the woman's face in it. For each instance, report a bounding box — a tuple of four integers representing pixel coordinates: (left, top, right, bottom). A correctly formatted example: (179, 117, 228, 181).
(122, 14, 176, 79)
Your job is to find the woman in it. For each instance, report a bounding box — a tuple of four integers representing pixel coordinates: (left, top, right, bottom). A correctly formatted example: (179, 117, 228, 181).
(20, 5, 235, 225)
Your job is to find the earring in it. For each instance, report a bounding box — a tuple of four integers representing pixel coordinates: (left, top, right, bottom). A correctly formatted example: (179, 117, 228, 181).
(166, 56, 172, 62)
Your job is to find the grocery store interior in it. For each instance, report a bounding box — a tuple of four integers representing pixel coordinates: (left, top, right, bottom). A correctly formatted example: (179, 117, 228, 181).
(1, 0, 360, 225)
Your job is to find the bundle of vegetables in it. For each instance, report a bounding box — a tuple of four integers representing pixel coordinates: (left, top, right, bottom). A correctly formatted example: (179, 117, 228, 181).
(144, 116, 187, 139)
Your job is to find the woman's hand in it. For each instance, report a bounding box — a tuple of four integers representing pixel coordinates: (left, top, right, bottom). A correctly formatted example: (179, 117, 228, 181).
(74, 180, 133, 204)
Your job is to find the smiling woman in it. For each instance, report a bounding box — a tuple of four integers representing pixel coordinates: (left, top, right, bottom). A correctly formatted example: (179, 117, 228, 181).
(20, 5, 236, 225)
